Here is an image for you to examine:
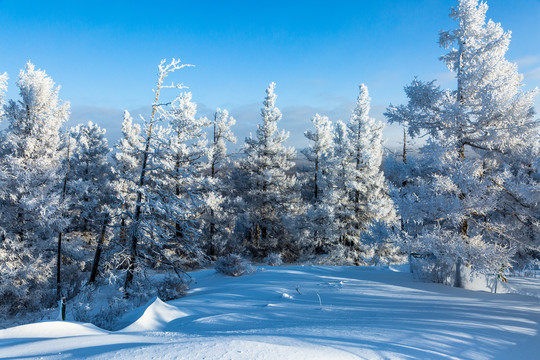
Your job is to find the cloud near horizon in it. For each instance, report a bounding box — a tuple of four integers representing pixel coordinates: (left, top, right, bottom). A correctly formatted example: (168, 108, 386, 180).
(69, 98, 406, 154)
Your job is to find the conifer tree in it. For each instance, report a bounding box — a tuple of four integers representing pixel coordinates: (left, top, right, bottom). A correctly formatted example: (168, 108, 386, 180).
(121, 59, 192, 291)
(386, 0, 538, 279)
(327, 120, 355, 255)
(113, 111, 145, 246)
(0, 63, 69, 309)
(348, 85, 397, 228)
(240, 82, 298, 259)
(204, 108, 237, 258)
(328, 86, 397, 264)
(69, 121, 114, 233)
(65, 122, 116, 283)
(302, 114, 334, 254)
(155, 90, 210, 267)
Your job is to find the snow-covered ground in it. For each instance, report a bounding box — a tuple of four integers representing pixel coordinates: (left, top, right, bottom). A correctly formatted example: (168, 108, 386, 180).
(1, 265, 540, 359)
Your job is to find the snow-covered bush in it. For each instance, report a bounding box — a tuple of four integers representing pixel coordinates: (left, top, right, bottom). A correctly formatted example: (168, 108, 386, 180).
(72, 284, 130, 330)
(263, 253, 283, 266)
(316, 244, 356, 266)
(72, 280, 132, 327)
(359, 221, 406, 265)
(409, 255, 455, 284)
(72, 272, 187, 330)
(157, 275, 189, 301)
(0, 237, 56, 315)
(215, 254, 253, 277)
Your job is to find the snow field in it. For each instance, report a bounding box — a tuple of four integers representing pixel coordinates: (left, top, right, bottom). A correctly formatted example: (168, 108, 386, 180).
(1, 265, 540, 359)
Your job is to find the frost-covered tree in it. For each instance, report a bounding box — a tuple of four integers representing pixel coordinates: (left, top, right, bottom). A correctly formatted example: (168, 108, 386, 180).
(348, 85, 397, 228)
(0, 63, 69, 241)
(386, 0, 538, 280)
(204, 108, 237, 258)
(209, 108, 237, 179)
(348, 85, 399, 264)
(64, 122, 117, 283)
(326, 120, 355, 255)
(154, 90, 210, 267)
(239, 82, 299, 259)
(69, 121, 114, 232)
(120, 59, 193, 292)
(302, 114, 334, 254)
(0, 63, 69, 309)
(113, 111, 145, 246)
(303, 114, 333, 203)
(326, 86, 397, 265)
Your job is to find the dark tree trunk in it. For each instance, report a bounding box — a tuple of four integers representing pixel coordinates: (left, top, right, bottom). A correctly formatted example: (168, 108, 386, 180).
(89, 215, 109, 283)
(57, 135, 71, 300)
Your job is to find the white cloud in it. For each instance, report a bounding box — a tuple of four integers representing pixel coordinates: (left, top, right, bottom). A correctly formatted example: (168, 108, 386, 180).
(525, 66, 540, 81)
(515, 55, 540, 68)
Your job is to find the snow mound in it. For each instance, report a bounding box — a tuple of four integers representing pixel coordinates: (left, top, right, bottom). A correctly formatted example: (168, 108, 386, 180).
(119, 297, 189, 332)
(0, 320, 108, 339)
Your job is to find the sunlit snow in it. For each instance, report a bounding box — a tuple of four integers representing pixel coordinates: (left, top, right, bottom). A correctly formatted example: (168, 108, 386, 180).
(1, 265, 539, 359)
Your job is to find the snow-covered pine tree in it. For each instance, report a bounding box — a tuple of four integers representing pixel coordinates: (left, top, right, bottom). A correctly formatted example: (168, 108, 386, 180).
(349, 86, 399, 265)
(0, 63, 69, 310)
(154, 90, 210, 268)
(328, 85, 398, 265)
(121, 59, 193, 292)
(0, 63, 69, 241)
(113, 110, 145, 246)
(100, 110, 146, 288)
(386, 0, 538, 281)
(326, 120, 354, 260)
(112, 111, 174, 285)
(69, 121, 114, 233)
(348, 85, 397, 229)
(302, 114, 334, 254)
(63, 121, 117, 283)
(239, 82, 299, 259)
(204, 108, 237, 258)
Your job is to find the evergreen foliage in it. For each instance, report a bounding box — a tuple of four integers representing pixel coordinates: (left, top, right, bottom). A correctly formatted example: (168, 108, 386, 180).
(386, 0, 539, 278)
(0, 0, 538, 317)
(239, 82, 299, 260)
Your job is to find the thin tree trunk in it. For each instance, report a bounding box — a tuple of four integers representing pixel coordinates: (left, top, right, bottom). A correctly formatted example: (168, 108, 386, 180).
(454, 258, 463, 288)
(57, 135, 71, 300)
(89, 214, 109, 283)
(175, 198, 183, 240)
(314, 156, 319, 201)
(125, 145, 150, 291)
(175, 156, 183, 241)
(120, 210, 126, 243)
(402, 127, 407, 165)
(125, 62, 170, 292)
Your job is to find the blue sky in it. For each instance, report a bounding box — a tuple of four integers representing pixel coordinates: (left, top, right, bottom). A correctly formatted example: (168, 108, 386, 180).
(1, 0, 539, 150)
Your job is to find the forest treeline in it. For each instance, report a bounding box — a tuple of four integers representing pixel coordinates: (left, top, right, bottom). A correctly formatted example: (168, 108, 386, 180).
(0, 0, 538, 318)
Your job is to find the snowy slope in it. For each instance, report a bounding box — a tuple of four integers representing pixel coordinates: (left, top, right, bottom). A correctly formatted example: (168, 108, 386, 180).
(1, 265, 540, 359)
